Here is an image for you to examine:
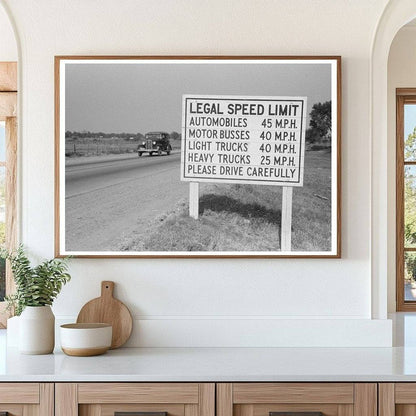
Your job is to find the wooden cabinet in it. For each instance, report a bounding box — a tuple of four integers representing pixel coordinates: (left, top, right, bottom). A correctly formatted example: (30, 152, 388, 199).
(55, 383, 215, 416)
(217, 383, 377, 416)
(0, 383, 53, 416)
(379, 383, 416, 416)
(0, 381, 385, 416)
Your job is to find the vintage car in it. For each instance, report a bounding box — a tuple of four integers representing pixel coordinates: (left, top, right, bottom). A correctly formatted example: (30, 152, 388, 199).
(138, 132, 172, 156)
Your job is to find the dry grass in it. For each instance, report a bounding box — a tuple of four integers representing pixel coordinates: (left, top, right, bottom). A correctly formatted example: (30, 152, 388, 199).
(65, 138, 182, 157)
(123, 149, 332, 252)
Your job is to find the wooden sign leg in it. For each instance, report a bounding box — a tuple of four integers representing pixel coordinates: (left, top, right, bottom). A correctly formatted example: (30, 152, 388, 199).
(281, 186, 293, 251)
(189, 182, 200, 219)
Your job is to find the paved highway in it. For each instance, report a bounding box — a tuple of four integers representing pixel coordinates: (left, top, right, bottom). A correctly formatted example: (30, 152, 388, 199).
(65, 152, 188, 251)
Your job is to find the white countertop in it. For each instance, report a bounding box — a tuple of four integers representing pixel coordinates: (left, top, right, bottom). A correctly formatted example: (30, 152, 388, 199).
(2, 328, 416, 382)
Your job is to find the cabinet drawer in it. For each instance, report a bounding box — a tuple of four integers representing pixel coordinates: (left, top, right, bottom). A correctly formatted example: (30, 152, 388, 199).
(0, 383, 39, 404)
(78, 383, 200, 404)
(56, 383, 215, 416)
(217, 383, 376, 416)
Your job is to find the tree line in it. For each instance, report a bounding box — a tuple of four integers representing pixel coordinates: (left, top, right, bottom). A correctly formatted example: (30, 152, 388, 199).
(66, 101, 331, 145)
(65, 131, 182, 141)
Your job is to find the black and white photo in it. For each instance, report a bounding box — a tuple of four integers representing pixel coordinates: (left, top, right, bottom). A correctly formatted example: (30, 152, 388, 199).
(55, 56, 341, 257)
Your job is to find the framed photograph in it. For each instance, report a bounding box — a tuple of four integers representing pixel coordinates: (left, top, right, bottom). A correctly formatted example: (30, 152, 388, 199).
(55, 56, 341, 258)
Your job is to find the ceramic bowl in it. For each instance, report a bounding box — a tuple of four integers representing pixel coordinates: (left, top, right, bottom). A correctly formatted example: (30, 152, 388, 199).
(60, 323, 112, 356)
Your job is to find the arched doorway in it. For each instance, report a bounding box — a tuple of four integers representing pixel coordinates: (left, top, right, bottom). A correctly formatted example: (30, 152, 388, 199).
(371, 0, 416, 319)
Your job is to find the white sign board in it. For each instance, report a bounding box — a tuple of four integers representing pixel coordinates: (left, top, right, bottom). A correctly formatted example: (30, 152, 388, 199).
(181, 95, 307, 187)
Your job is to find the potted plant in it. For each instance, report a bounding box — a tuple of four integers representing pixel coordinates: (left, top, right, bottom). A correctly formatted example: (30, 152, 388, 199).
(1, 245, 71, 354)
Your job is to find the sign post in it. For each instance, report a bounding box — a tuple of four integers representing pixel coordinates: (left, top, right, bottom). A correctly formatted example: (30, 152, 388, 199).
(181, 95, 306, 251)
(281, 186, 293, 251)
(189, 182, 199, 219)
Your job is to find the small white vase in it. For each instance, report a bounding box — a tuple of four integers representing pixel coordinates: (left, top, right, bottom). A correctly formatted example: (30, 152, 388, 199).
(19, 306, 55, 354)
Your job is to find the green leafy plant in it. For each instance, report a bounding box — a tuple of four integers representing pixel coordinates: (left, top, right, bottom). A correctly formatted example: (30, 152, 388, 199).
(0, 245, 71, 316)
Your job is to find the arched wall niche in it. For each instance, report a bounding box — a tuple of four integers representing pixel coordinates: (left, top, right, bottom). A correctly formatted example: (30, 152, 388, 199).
(386, 17, 416, 313)
(372, 0, 416, 319)
(0, 1, 18, 61)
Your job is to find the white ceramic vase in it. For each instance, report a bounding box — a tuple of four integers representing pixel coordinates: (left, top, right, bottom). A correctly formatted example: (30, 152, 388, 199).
(19, 306, 55, 354)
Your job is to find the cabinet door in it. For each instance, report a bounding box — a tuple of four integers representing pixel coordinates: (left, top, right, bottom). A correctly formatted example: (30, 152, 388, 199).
(217, 383, 377, 416)
(379, 383, 416, 416)
(56, 383, 215, 416)
(0, 383, 53, 416)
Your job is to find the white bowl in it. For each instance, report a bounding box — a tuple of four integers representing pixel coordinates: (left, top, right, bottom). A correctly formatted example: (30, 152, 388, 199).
(60, 323, 112, 356)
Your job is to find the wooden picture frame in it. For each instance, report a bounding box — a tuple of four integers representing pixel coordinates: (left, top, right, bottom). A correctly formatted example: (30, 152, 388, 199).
(396, 88, 416, 311)
(55, 56, 341, 258)
(0, 61, 17, 327)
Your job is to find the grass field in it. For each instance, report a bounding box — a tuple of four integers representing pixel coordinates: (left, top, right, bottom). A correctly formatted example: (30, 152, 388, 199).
(123, 149, 332, 252)
(65, 138, 182, 157)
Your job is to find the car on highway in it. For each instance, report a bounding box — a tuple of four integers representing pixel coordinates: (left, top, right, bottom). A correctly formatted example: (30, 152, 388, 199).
(138, 132, 172, 156)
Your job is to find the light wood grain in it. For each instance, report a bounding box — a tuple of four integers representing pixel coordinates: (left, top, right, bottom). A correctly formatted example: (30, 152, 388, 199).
(0, 92, 16, 120)
(338, 404, 353, 416)
(0, 115, 17, 327)
(238, 404, 253, 416)
(185, 404, 199, 416)
(395, 383, 416, 403)
(0, 404, 23, 416)
(396, 90, 416, 311)
(39, 383, 54, 416)
(199, 384, 215, 416)
(397, 93, 406, 311)
(336, 56, 342, 257)
(217, 384, 233, 416)
(396, 89, 416, 97)
(55, 383, 78, 416)
(54, 56, 61, 258)
(0, 383, 39, 403)
(397, 405, 416, 416)
(0, 62, 17, 92)
(76, 281, 133, 349)
(79, 404, 101, 416)
(353, 384, 377, 416)
(379, 384, 395, 416)
(23, 404, 39, 416)
(251, 403, 339, 416)
(233, 383, 354, 404)
(100, 403, 185, 416)
(78, 383, 199, 404)
(62, 346, 109, 357)
(0, 62, 18, 326)
(5, 116, 17, 293)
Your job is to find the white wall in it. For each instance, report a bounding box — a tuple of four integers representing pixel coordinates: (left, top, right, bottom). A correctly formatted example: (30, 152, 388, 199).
(0, 0, 393, 346)
(387, 25, 416, 312)
(0, 3, 17, 61)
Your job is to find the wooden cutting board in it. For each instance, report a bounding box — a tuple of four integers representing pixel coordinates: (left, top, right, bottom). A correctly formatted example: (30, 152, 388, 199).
(76, 281, 133, 349)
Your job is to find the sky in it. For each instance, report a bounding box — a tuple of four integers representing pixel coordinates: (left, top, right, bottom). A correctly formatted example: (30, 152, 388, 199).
(0, 122, 4, 224)
(65, 61, 332, 134)
(0, 122, 4, 160)
(405, 104, 416, 138)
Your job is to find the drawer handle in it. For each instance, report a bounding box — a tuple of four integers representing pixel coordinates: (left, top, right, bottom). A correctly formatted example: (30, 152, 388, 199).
(115, 412, 168, 416)
(270, 413, 324, 416)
